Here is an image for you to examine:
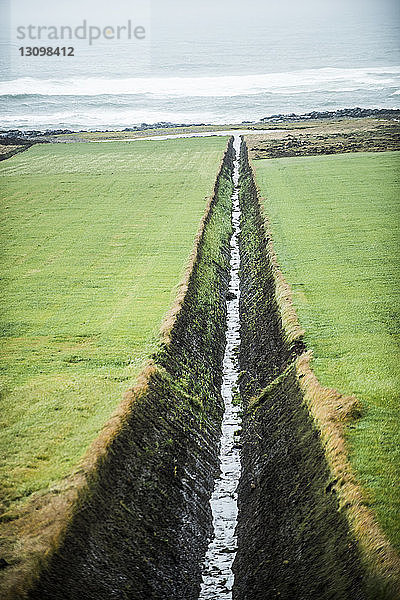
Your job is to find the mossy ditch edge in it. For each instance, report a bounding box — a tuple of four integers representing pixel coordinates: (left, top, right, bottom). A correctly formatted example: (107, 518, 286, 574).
(0, 138, 235, 600)
(233, 139, 400, 599)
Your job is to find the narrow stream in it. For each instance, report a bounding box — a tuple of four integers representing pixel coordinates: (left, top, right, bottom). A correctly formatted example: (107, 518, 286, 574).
(199, 135, 242, 600)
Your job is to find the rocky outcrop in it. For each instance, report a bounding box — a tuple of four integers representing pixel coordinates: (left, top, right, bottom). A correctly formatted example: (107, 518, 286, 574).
(260, 107, 400, 123)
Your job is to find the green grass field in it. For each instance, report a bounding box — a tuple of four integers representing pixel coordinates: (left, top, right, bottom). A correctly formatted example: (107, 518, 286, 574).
(0, 137, 227, 515)
(253, 151, 400, 550)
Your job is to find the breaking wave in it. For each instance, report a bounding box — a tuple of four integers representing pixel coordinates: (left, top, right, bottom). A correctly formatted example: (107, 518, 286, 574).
(1, 66, 400, 98)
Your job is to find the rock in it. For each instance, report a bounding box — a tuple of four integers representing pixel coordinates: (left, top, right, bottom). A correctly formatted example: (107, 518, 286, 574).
(226, 292, 237, 301)
(260, 107, 400, 124)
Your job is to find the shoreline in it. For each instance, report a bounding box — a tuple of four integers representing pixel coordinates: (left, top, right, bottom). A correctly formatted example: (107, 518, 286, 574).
(1, 107, 399, 142)
(1, 109, 399, 163)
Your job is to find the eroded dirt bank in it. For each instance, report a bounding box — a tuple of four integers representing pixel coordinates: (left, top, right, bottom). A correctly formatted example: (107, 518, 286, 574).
(20, 140, 235, 600)
(232, 141, 368, 600)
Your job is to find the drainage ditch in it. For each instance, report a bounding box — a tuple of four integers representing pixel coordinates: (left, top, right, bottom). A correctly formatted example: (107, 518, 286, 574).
(199, 135, 242, 600)
(15, 136, 375, 600)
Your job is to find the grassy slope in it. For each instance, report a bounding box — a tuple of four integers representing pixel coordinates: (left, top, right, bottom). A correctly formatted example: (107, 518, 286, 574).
(0, 137, 227, 515)
(253, 151, 400, 550)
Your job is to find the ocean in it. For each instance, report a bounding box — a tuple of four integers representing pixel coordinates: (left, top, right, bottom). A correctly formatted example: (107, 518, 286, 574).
(0, 0, 399, 131)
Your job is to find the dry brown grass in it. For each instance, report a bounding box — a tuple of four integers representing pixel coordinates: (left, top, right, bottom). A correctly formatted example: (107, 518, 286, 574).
(246, 149, 400, 596)
(0, 139, 233, 600)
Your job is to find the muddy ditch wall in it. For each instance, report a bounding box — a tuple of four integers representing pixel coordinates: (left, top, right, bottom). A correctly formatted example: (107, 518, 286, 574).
(232, 141, 368, 600)
(23, 139, 235, 600)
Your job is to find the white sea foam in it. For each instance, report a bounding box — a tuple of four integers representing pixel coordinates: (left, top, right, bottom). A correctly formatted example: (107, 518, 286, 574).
(0, 108, 221, 128)
(1, 66, 400, 98)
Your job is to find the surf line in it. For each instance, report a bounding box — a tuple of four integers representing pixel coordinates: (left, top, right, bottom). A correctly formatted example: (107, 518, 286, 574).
(199, 135, 242, 600)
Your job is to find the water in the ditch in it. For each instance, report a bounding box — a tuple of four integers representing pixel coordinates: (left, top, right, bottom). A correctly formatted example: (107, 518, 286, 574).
(198, 135, 242, 600)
